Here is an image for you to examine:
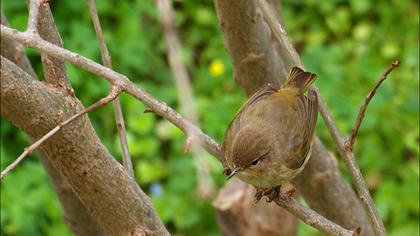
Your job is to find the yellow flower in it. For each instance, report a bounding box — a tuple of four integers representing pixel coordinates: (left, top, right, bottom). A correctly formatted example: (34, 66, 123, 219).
(209, 59, 225, 77)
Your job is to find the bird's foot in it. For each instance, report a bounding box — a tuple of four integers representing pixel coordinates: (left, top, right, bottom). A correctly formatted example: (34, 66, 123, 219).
(253, 188, 265, 203)
(253, 186, 281, 203)
(253, 185, 296, 203)
(264, 186, 282, 203)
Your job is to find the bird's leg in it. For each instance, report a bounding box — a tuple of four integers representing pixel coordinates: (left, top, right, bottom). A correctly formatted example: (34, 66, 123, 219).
(253, 184, 297, 203)
(253, 188, 266, 203)
(264, 186, 282, 203)
(253, 186, 281, 203)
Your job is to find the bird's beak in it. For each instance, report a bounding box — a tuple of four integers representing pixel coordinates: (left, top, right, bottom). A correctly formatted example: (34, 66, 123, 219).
(227, 167, 242, 180)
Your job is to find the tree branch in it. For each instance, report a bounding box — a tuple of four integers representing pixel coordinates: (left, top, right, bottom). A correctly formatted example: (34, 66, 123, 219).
(273, 198, 358, 236)
(344, 60, 400, 152)
(294, 137, 372, 235)
(1, 13, 104, 234)
(35, 0, 73, 93)
(214, 179, 298, 236)
(1, 84, 121, 180)
(87, 0, 134, 177)
(1, 55, 169, 235)
(27, 0, 41, 34)
(213, 0, 286, 96)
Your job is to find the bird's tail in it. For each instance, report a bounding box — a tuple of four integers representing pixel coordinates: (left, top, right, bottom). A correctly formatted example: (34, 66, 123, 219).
(282, 66, 317, 94)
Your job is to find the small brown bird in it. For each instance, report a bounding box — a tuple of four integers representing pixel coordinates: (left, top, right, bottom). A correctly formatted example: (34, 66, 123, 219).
(223, 66, 318, 198)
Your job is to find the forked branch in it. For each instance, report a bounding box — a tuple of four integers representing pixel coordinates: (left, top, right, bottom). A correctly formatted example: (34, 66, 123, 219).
(0, 86, 121, 180)
(0, 24, 226, 165)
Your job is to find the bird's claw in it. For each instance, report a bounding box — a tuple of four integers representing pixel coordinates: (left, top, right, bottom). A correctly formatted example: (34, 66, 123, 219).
(253, 185, 296, 203)
(253, 186, 282, 203)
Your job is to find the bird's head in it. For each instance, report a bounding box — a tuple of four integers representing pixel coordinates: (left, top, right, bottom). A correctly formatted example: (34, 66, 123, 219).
(228, 126, 272, 180)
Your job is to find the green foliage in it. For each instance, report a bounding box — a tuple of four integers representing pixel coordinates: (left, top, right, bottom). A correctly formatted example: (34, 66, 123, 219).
(0, 161, 72, 236)
(1, 0, 418, 235)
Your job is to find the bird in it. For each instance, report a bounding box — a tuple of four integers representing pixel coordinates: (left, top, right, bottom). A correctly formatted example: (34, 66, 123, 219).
(223, 66, 318, 201)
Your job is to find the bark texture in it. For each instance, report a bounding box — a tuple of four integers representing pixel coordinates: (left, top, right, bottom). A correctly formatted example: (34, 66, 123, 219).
(1, 13, 105, 235)
(213, 0, 285, 96)
(36, 148, 105, 235)
(213, 0, 374, 235)
(36, 2, 72, 93)
(213, 179, 297, 236)
(294, 138, 369, 234)
(1, 56, 168, 235)
(1, 13, 37, 78)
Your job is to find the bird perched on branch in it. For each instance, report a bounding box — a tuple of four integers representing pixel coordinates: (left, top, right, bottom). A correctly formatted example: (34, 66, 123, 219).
(223, 66, 318, 201)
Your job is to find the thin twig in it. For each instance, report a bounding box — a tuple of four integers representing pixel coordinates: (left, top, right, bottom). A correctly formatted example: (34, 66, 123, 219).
(2, 23, 354, 234)
(87, 0, 134, 177)
(257, 1, 387, 235)
(1, 86, 121, 180)
(156, 0, 215, 198)
(273, 197, 358, 236)
(86, 0, 112, 68)
(27, 0, 41, 34)
(344, 60, 400, 152)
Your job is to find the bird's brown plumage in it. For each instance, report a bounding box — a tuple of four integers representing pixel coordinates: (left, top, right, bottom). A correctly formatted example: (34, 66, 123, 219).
(223, 66, 318, 188)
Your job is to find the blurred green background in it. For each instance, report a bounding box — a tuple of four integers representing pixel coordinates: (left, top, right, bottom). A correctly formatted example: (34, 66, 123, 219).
(1, 0, 418, 235)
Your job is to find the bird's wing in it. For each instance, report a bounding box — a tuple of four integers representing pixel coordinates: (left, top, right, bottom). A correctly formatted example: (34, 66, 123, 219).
(283, 90, 318, 169)
(223, 85, 277, 159)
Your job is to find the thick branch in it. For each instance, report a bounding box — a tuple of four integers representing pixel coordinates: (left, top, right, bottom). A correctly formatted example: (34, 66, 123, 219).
(1, 85, 121, 180)
(294, 137, 370, 235)
(213, 179, 298, 236)
(35, 147, 105, 235)
(1, 56, 169, 235)
(87, 0, 133, 177)
(213, 0, 285, 96)
(2, 13, 105, 233)
(35, 0, 73, 92)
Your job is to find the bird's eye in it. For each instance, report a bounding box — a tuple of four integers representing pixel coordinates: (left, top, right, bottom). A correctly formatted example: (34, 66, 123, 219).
(251, 159, 260, 166)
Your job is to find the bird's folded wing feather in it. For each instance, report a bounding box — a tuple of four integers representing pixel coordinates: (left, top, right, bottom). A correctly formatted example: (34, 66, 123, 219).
(283, 90, 318, 169)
